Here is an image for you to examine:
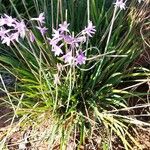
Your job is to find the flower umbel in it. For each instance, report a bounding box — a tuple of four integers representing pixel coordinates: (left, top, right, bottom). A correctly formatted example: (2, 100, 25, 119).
(0, 14, 27, 46)
(49, 20, 96, 66)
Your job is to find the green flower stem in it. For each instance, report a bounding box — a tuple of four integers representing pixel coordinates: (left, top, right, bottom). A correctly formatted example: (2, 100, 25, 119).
(66, 67, 72, 111)
(104, 6, 118, 53)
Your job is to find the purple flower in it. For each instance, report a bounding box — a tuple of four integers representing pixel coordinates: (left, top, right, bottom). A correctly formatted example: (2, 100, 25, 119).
(114, 0, 126, 10)
(0, 15, 16, 27)
(0, 14, 28, 46)
(63, 35, 85, 48)
(48, 37, 62, 46)
(58, 21, 70, 33)
(75, 52, 86, 65)
(36, 26, 48, 36)
(75, 36, 86, 43)
(29, 31, 35, 42)
(10, 32, 19, 42)
(2, 36, 11, 46)
(73, 36, 87, 47)
(82, 21, 96, 37)
(63, 51, 74, 64)
(1, 32, 20, 46)
(15, 20, 26, 38)
(48, 37, 63, 56)
(63, 35, 75, 45)
(3, 14, 16, 27)
(0, 27, 9, 40)
(52, 29, 61, 40)
(0, 17, 6, 26)
(31, 12, 45, 24)
(51, 44, 63, 56)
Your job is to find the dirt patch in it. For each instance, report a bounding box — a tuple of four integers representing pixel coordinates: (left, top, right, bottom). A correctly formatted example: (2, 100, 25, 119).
(134, 127, 150, 149)
(0, 106, 12, 128)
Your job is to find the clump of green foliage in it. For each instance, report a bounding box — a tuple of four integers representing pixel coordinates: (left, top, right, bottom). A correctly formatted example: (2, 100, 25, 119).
(0, 0, 150, 149)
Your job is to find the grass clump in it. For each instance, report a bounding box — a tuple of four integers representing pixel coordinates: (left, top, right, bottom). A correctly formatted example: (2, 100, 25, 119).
(0, 0, 150, 149)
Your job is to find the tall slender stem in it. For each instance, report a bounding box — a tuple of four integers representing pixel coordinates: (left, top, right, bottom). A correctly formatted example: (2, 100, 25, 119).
(87, 0, 90, 23)
(92, 6, 118, 88)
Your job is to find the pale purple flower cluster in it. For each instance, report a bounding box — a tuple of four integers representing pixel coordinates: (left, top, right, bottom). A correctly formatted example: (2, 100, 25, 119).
(114, 0, 126, 10)
(49, 21, 96, 65)
(0, 12, 96, 66)
(0, 14, 26, 46)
